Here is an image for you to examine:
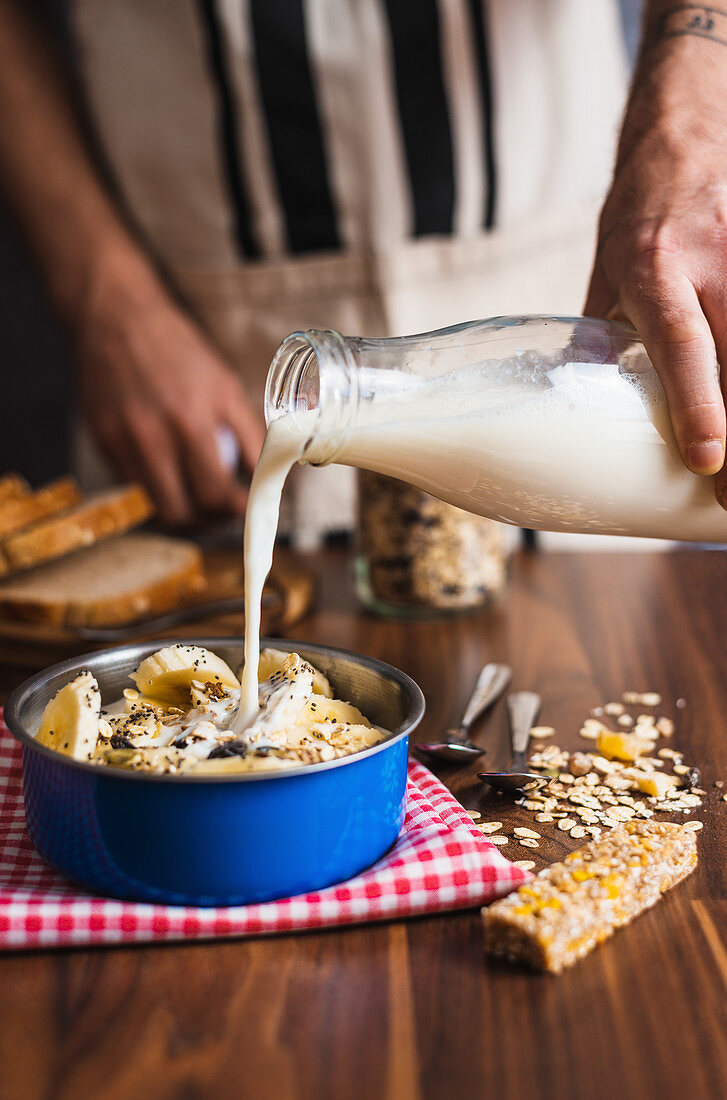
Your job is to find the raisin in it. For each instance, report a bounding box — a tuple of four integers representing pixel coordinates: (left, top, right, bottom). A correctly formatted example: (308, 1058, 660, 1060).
(207, 739, 248, 760)
(110, 734, 134, 750)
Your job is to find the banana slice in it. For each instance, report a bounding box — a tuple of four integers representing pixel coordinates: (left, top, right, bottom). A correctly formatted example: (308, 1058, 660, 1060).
(130, 645, 239, 707)
(309, 722, 383, 754)
(300, 697, 371, 727)
(257, 647, 334, 697)
(123, 688, 176, 715)
(36, 670, 102, 761)
(186, 755, 296, 775)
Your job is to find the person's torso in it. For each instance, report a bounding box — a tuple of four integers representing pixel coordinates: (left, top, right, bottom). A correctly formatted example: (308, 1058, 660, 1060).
(67, 0, 628, 543)
(68, 0, 627, 273)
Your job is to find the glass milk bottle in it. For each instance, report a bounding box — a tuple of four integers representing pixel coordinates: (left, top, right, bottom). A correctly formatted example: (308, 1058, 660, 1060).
(264, 315, 727, 544)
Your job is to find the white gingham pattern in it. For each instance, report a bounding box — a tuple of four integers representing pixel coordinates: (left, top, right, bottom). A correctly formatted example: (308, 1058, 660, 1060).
(0, 716, 528, 950)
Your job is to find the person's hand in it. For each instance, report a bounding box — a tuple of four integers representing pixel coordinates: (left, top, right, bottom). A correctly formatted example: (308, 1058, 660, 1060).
(585, 33, 727, 508)
(75, 266, 265, 525)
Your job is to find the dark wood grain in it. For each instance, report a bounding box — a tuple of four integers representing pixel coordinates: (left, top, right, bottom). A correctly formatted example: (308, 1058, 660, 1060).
(2, 548, 727, 1100)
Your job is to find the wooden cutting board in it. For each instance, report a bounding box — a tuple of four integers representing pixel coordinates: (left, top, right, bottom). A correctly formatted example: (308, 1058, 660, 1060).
(0, 550, 314, 668)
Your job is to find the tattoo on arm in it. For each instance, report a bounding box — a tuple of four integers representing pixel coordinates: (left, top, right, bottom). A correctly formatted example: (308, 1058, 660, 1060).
(645, 6, 727, 50)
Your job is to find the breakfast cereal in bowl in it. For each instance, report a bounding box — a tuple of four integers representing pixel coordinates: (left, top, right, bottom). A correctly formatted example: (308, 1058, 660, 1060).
(34, 643, 385, 776)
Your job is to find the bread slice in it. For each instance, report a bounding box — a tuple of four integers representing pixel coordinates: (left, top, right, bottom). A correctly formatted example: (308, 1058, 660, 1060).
(0, 474, 30, 505)
(2, 484, 153, 573)
(0, 533, 206, 626)
(0, 477, 80, 539)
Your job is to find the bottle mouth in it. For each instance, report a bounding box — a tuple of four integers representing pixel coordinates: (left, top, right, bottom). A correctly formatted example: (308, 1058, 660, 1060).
(265, 334, 321, 426)
(264, 330, 357, 464)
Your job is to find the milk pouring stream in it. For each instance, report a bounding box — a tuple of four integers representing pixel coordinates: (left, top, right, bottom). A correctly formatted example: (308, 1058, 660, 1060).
(234, 315, 727, 729)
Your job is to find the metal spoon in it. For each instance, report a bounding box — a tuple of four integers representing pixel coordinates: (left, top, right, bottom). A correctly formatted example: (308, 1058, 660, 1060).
(416, 663, 512, 762)
(478, 690, 547, 794)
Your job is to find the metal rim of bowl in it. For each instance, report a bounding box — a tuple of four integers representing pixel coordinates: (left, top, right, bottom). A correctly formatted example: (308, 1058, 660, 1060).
(5, 636, 425, 785)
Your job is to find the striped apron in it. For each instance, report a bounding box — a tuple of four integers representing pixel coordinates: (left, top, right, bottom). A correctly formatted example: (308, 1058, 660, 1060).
(70, 0, 628, 542)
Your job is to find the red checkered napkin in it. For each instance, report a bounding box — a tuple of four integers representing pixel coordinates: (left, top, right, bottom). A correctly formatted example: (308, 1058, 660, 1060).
(0, 716, 528, 950)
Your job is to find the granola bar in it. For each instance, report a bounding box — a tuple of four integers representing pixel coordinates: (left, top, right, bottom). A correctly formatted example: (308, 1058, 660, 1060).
(482, 821, 697, 974)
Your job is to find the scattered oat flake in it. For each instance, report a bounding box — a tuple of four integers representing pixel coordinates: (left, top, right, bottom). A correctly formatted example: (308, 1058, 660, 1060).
(489, 834, 508, 845)
(479, 821, 503, 834)
(605, 702, 625, 716)
(514, 827, 541, 839)
(530, 726, 555, 739)
(558, 818, 577, 831)
(535, 813, 555, 823)
(570, 826, 587, 839)
(466, 810, 482, 820)
(513, 860, 536, 871)
(641, 693, 662, 707)
(622, 691, 641, 705)
(683, 820, 704, 831)
(518, 838, 539, 849)
(617, 714, 634, 728)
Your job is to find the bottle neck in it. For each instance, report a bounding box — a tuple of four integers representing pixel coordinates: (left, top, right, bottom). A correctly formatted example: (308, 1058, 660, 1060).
(265, 329, 359, 465)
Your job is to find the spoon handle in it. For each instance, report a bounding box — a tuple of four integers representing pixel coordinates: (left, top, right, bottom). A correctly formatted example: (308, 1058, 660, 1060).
(506, 691, 542, 764)
(459, 663, 512, 733)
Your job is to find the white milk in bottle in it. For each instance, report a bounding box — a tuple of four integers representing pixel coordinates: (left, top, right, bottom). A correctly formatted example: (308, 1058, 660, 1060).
(234, 315, 727, 729)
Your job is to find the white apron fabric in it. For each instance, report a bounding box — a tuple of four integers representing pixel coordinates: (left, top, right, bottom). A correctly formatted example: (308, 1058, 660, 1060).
(71, 0, 628, 544)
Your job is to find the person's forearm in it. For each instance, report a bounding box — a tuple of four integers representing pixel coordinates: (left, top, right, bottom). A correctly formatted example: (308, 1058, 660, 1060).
(621, 2, 727, 163)
(0, 1, 160, 329)
(586, 0, 727, 489)
(0, 4, 264, 522)
(641, 0, 727, 55)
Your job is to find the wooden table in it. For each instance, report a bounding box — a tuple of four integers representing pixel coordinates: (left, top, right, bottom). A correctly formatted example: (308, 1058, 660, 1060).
(2, 548, 727, 1100)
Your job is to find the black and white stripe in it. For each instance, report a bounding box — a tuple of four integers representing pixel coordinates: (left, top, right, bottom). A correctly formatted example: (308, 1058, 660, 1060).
(468, 0, 497, 229)
(195, 0, 260, 258)
(194, 0, 498, 259)
(380, 0, 456, 238)
(249, 0, 340, 254)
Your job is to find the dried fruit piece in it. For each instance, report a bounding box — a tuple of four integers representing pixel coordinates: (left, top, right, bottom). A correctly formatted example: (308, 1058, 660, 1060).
(630, 773, 678, 800)
(596, 730, 653, 763)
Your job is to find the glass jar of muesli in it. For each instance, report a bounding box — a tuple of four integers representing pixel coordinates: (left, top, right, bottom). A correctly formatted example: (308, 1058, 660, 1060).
(355, 472, 512, 617)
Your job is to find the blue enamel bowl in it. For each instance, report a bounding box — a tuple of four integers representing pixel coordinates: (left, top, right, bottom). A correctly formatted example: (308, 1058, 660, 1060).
(5, 638, 424, 906)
